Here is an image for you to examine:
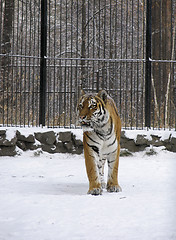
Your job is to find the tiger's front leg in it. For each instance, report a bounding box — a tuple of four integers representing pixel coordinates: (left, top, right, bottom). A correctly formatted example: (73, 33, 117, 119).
(83, 137, 102, 195)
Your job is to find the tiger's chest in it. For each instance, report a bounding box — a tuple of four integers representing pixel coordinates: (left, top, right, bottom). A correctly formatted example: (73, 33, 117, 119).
(85, 130, 118, 158)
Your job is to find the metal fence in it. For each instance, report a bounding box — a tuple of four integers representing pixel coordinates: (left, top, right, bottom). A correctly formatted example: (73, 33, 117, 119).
(0, 0, 176, 129)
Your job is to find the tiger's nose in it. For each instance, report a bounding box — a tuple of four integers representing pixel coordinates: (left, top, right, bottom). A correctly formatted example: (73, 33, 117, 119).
(79, 115, 86, 120)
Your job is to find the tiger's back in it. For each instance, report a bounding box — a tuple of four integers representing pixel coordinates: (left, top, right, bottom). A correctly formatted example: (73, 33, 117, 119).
(77, 90, 121, 195)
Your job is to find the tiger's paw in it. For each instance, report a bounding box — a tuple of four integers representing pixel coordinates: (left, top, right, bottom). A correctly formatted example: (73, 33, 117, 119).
(88, 188, 103, 196)
(107, 185, 122, 193)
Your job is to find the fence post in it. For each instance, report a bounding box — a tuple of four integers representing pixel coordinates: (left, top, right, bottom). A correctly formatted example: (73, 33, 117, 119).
(174, 86, 176, 131)
(39, 0, 47, 126)
(81, 0, 86, 90)
(145, 0, 152, 128)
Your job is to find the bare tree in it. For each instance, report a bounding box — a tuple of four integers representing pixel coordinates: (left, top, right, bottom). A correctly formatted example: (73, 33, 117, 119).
(152, 0, 174, 127)
(0, 0, 14, 106)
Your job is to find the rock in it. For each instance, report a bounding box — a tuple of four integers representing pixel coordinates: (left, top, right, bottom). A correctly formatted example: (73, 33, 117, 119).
(164, 143, 172, 152)
(150, 134, 162, 146)
(35, 131, 56, 145)
(55, 141, 67, 153)
(0, 135, 17, 146)
(120, 149, 133, 157)
(16, 131, 35, 143)
(120, 131, 126, 139)
(72, 134, 83, 147)
(135, 135, 149, 146)
(25, 142, 39, 151)
(16, 141, 27, 151)
(0, 130, 6, 135)
(151, 134, 161, 142)
(165, 136, 176, 152)
(153, 141, 163, 147)
(170, 137, 176, 146)
(64, 142, 73, 153)
(0, 129, 175, 156)
(41, 144, 57, 154)
(121, 139, 135, 152)
(0, 146, 16, 156)
(58, 131, 72, 142)
(145, 148, 157, 156)
(74, 139, 83, 147)
(72, 147, 83, 155)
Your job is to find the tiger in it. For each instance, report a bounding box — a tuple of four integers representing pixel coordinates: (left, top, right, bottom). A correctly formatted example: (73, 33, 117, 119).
(77, 89, 122, 195)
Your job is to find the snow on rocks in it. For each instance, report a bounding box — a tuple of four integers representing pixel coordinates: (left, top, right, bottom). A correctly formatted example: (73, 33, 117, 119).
(0, 127, 176, 156)
(0, 128, 83, 156)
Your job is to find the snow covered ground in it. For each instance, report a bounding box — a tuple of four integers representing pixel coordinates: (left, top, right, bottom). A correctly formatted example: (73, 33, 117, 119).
(0, 147, 176, 240)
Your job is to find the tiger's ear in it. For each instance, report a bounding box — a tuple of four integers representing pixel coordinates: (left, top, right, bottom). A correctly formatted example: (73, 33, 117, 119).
(81, 89, 85, 96)
(97, 90, 108, 103)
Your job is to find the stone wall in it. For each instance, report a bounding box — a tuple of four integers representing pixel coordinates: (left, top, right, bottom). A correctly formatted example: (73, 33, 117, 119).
(0, 129, 83, 156)
(120, 131, 176, 156)
(0, 128, 176, 156)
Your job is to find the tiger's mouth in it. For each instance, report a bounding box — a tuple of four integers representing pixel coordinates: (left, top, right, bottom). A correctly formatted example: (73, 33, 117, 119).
(81, 121, 90, 126)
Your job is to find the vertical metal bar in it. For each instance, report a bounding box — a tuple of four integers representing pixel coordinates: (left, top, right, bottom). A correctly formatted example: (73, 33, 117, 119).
(109, 0, 112, 59)
(28, 0, 32, 126)
(96, 72, 99, 92)
(92, 0, 95, 91)
(114, 0, 118, 59)
(131, 0, 134, 129)
(125, 0, 128, 129)
(74, 0, 79, 127)
(47, 0, 51, 127)
(32, 1, 36, 126)
(136, 0, 140, 128)
(142, 0, 146, 129)
(86, 0, 90, 92)
(145, 0, 152, 128)
(87, 0, 90, 92)
(174, 86, 176, 131)
(169, 0, 173, 130)
(15, 0, 19, 125)
(20, 0, 24, 126)
(70, 0, 73, 127)
(104, 1, 107, 91)
(114, 1, 118, 106)
(24, 1, 28, 126)
(39, 0, 47, 126)
(109, 0, 112, 93)
(103, 0, 106, 59)
(0, 1, 2, 124)
(53, 0, 56, 127)
(159, 0, 162, 128)
(120, 0, 123, 117)
(59, 0, 63, 127)
(81, 0, 86, 90)
(64, 0, 68, 127)
(98, 0, 100, 92)
(11, 3, 15, 126)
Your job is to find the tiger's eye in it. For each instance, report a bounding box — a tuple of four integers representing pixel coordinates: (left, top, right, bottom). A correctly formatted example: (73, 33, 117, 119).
(92, 104, 97, 109)
(79, 103, 83, 109)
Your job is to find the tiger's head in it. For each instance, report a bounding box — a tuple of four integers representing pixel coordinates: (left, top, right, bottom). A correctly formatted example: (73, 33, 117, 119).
(77, 90, 109, 131)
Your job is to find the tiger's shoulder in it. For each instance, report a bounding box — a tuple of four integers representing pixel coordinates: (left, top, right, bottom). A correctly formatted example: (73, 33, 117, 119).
(105, 95, 121, 136)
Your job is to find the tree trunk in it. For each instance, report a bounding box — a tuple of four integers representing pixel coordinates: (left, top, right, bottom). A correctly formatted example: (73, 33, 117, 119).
(152, 0, 172, 126)
(0, 0, 14, 112)
(1, 0, 15, 88)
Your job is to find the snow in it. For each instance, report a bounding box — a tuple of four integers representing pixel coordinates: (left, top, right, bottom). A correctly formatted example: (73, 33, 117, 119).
(0, 147, 176, 240)
(5, 128, 16, 141)
(124, 129, 176, 142)
(1, 127, 84, 141)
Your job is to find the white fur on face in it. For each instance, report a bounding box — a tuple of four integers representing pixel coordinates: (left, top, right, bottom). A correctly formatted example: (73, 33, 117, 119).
(88, 98, 97, 108)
